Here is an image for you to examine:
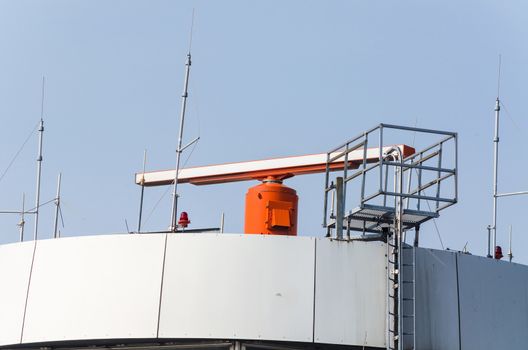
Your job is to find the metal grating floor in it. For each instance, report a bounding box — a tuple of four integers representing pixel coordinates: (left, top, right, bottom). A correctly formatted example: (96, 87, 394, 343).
(328, 204, 438, 235)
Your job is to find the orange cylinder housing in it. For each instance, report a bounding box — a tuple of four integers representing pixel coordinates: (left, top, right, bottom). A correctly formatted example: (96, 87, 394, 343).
(244, 178, 298, 236)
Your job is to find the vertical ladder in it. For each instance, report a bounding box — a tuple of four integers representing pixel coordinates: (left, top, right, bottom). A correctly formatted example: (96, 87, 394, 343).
(387, 234, 416, 350)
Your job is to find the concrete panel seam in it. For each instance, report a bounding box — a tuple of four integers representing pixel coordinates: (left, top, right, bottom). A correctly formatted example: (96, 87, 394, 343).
(455, 253, 461, 350)
(156, 234, 169, 338)
(311, 238, 317, 343)
(19, 240, 38, 344)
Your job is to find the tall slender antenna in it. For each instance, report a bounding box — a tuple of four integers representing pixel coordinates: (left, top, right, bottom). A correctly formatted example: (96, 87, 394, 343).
(33, 77, 45, 241)
(137, 149, 147, 232)
(169, 15, 196, 232)
(490, 56, 501, 258)
(497, 54, 502, 99)
(53, 173, 62, 238)
(188, 9, 195, 53)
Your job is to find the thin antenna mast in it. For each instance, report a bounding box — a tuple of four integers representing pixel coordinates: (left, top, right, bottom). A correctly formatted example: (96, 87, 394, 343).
(137, 149, 147, 232)
(169, 12, 195, 232)
(490, 56, 501, 258)
(33, 77, 45, 241)
(53, 173, 62, 238)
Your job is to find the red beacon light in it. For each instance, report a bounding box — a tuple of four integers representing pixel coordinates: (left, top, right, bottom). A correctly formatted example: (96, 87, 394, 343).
(495, 245, 503, 260)
(178, 211, 190, 228)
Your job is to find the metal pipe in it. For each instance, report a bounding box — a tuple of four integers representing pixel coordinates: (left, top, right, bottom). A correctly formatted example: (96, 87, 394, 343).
(335, 177, 344, 239)
(330, 182, 335, 218)
(379, 126, 384, 193)
(323, 152, 330, 228)
(413, 225, 420, 247)
(0, 210, 36, 214)
(508, 225, 513, 262)
(387, 146, 404, 350)
(33, 118, 44, 241)
(486, 225, 492, 258)
(382, 161, 455, 174)
(491, 98, 500, 258)
(138, 150, 147, 232)
(380, 123, 457, 136)
(220, 212, 225, 233)
(19, 193, 25, 242)
(53, 173, 62, 238)
(170, 53, 192, 232)
(496, 190, 528, 198)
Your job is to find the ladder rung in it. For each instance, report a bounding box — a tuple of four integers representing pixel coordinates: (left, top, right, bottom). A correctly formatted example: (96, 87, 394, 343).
(402, 280, 414, 283)
(403, 297, 415, 301)
(402, 332, 414, 336)
(402, 315, 414, 318)
(402, 263, 414, 266)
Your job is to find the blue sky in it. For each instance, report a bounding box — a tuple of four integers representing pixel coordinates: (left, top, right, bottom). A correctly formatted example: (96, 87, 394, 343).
(0, 1, 527, 262)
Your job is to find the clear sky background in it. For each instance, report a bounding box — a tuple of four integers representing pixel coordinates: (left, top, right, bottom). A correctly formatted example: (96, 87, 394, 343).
(0, 1, 527, 262)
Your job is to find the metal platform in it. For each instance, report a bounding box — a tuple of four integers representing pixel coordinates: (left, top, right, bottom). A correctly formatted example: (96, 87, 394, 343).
(328, 204, 439, 234)
(327, 204, 439, 235)
(323, 123, 458, 239)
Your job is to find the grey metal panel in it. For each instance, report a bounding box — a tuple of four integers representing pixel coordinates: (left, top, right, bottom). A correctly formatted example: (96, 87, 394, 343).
(0, 241, 35, 346)
(313, 239, 387, 348)
(458, 254, 528, 350)
(22, 234, 166, 343)
(414, 248, 460, 350)
(158, 234, 315, 343)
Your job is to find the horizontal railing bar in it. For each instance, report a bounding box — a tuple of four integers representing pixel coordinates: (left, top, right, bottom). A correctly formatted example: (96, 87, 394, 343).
(382, 191, 456, 203)
(0, 210, 37, 214)
(362, 190, 383, 203)
(408, 173, 453, 196)
(344, 162, 379, 182)
(327, 125, 381, 154)
(496, 190, 528, 198)
(380, 123, 457, 136)
(404, 135, 455, 161)
(328, 140, 366, 163)
(403, 151, 440, 172)
(437, 201, 457, 211)
(382, 161, 455, 174)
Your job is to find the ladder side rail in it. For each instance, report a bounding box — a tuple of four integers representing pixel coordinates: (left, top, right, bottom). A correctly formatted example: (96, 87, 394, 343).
(383, 163, 390, 207)
(405, 160, 413, 210)
(413, 245, 417, 349)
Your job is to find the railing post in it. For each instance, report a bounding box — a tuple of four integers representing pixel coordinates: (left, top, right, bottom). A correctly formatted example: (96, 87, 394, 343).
(335, 177, 344, 239)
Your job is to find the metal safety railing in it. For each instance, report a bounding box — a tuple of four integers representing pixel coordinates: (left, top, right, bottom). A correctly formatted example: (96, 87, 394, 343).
(323, 123, 458, 239)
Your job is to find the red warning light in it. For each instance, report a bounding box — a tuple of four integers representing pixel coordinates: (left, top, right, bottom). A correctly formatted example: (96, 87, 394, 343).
(178, 211, 190, 228)
(495, 246, 503, 260)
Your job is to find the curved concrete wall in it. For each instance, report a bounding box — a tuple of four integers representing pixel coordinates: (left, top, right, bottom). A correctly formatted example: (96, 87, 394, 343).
(0, 234, 387, 348)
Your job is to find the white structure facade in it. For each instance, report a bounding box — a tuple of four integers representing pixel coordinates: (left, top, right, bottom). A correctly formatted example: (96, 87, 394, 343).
(0, 233, 527, 350)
